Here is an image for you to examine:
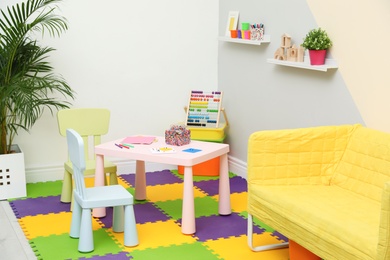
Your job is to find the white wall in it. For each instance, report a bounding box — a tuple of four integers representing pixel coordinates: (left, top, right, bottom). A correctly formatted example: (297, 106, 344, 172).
(0, 0, 219, 181)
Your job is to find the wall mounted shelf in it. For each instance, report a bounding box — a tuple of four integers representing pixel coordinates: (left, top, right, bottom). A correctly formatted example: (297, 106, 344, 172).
(218, 35, 271, 45)
(267, 57, 338, 72)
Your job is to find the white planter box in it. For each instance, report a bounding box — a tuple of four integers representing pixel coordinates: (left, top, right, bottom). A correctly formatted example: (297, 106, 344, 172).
(0, 145, 26, 200)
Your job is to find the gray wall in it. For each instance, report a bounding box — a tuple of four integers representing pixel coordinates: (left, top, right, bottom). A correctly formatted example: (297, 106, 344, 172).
(219, 0, 364, 162)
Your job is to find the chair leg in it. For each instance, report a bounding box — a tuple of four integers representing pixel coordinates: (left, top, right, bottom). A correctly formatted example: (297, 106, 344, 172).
(70, 199, 81, 238)
(247, 214, 289, 251)
(78, 208, 94, 253)
(109, 172, 118, 185)
(61, 170, 72, 203)
(113, 206, 124, 232)
(124, 204, 138, 247)
(104, 174, 108, 186)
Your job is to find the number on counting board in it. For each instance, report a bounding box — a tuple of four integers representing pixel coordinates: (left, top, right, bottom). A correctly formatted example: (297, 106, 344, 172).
(185, 90, 223, 128)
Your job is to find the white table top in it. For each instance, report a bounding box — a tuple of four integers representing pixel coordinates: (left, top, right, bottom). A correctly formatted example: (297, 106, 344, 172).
(95, 136, 229, 166)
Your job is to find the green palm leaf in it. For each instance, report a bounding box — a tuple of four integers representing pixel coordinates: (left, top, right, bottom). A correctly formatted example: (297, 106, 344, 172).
(0, 0, 74, 154)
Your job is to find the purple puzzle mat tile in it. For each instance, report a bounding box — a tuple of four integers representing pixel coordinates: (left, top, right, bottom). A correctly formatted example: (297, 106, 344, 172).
(194, 176, 247, 196)
(134, 202, 170, 224)
(10, 195, 70, 218)
(179, 212, 263, 241)
(98, 202, 170, 227)
(120, 169, 183, 186)
(77, 251, 132, 260)
(96, 207, 114, 228)
(272, 230, 288, 242)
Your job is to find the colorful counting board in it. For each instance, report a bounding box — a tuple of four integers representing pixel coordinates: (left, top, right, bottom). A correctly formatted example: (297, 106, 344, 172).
(185, 90, 223, 128)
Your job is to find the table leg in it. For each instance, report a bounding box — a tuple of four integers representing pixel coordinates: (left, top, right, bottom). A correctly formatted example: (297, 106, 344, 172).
(93, 154, 106, 217)
(218, 153, 231, 215)
(135, 160, 146, 200)
(181, 166, 195, 234)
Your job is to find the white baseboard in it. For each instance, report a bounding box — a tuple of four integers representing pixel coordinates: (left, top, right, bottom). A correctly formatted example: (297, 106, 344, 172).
(25, 156, 248, 183)
(227, 156, 247, 179)
(25, 164, 64, 183)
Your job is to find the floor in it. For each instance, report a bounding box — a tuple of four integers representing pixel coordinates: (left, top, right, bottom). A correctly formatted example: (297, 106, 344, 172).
(0, 200, 36, 260)
(2, 170, 290, 259)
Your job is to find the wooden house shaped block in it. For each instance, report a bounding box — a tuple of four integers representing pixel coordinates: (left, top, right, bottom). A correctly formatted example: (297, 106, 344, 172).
(281, 33, 291, 48)
(287, 44, 298, 62)
(274, 47, 286, 60)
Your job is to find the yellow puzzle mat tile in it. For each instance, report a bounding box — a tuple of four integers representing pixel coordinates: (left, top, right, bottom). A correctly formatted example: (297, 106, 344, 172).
(117, 177, 131, 188)
(83, 176, 97, 188)
(78, 176, 130, 189)
(204, 233, 289, 260)
(146, 183, 206, 202)
(230, 192, 248, 213)
(110, 220, 197, 251)
(19, 212, 102, 239)
(211, 192, 248, 213)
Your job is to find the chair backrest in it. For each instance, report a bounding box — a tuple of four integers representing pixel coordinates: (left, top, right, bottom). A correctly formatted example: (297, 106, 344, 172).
(66, 129, 87, 199)
(57, 108, 111, 160)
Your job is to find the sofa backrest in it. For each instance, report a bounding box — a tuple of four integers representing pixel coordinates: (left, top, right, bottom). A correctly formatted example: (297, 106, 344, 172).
(247, 124, 355, 185)
(331, 125, 390, 202)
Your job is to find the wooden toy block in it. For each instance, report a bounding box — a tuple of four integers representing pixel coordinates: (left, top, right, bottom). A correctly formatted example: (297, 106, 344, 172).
(281, 33, 291, 48)
(287, 44, 298, 62)
(298, 46, 305, 62)
(274, 47, 286, 60)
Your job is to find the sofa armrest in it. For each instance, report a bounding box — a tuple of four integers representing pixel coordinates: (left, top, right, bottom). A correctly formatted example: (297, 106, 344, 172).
(247, 125, 358, 185)
(378, 181, 390, 259)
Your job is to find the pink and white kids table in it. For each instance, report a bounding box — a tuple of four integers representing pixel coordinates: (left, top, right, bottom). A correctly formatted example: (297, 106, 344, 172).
(93, 136, 231, 235)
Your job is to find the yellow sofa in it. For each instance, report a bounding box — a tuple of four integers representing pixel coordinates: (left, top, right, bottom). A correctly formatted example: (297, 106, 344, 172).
(247, 124, 390, 260)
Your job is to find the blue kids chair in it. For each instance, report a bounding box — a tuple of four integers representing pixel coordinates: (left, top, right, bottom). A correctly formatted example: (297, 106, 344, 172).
(66, 129, 138, 252)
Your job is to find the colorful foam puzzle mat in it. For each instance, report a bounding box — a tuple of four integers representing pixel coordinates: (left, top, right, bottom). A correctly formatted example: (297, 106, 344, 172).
(9, 169, 289, 259)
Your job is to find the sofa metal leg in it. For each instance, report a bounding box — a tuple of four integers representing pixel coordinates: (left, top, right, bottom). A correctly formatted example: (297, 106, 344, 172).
(247, 214, 289, 252)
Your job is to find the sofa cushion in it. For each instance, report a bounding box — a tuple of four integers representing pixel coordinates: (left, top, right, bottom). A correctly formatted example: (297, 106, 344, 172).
(248, 183, 380, 260)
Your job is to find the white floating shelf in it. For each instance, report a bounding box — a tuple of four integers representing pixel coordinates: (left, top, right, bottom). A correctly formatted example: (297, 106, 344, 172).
(218, 35, 271, 45)
(267, 57, 338, 72)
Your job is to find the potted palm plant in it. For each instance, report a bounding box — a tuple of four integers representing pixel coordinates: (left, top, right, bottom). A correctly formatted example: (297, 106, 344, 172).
(0, 0, 75, 198)
(301, 28, 333, 65)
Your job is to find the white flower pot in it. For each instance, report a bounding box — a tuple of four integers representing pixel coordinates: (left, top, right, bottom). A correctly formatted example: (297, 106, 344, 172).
(0, 145, 26, 200)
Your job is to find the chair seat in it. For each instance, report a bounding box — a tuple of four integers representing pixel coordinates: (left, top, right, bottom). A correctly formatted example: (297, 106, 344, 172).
(74, 185, 133, 209)
(65, 159, 116, 175)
